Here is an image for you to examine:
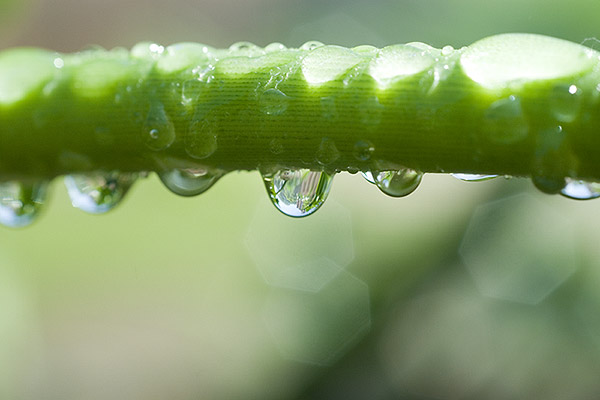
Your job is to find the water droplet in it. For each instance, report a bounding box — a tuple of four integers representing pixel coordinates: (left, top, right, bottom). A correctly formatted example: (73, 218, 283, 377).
(353, 140, 375, 161)
(182, 79, 202, 104)
(143, 103, 176, 151)
(229, 42, 264, 56)
(363, 169, 423, 197)
(262, 169, 333, 217)
(259, 88, 289, 115)
(351, 45, 378, 56)
(0, 180, 48, 227)
(559, 178, 600, 200)
(265, 42, 287, 52)
(300, 41, 324, 51)
(131, 42, 164, 60)
(65, 172, 136, 214)
(316, 137, 340, 165)
(441, 45, 455, 56)
(451, 173, 498, 182)
(361, 171, 375, 184)
(532, 126, 569, 194)
(185, 115, 218, 159)
(359, 96, 383, 127)
(159, 168, 223, 197)
(484, 95, 529, 144)
(269, 138, 284, 154)
(53, 57, 64, 69)
(320, 96, 337, 119)
(551, 84, 583, 123)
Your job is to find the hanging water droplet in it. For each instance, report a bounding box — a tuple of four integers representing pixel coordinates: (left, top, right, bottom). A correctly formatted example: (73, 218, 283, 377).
(262, 169, 333, 217)
(559, 178, 600, 200)
(550, 84, 583, 123)
(300, 41, 324, 51)
(361, 171, 375, 184)
(143, 102, 176, 151)
(364, 169, 423, 197)
(259, 88, 289, 115)
(0, 180, 48, 228)
(316, 137, 340, 165)
(159, 168, 223, 197)
(451, 173, 498, 182)
(484, 95, 529, 144)
(531, 126, 569, 194)
(353, 140, 375, 161)
(185, 115, 218, 159)
(64, 172, 136, 214)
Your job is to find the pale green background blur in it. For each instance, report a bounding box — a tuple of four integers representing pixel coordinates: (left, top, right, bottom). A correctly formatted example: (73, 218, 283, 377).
(2, 1, 600, 399)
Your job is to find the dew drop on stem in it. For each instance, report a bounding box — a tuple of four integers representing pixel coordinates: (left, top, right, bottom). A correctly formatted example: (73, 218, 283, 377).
(0, 180, 48, 227)
(159, 168, 223, 197)
(65, 172, 137, 214)
(262, 169, 334, 217)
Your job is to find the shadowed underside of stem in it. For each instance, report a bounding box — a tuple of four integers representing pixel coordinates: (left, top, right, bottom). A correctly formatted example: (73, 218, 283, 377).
(0, 33, 600, 223)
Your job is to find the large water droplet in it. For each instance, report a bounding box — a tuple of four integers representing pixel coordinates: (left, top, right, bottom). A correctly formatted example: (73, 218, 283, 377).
(550, 84, 583, 123)
(262, 169, 333, 217)
(559, 178, 600, 200)
(65, 172, 136, 214)
(265, 42, 287, 53)
(159, 168, 222, 197)
(451, 173, 498, 182)
(363, 169, 423, 197)
(0, 180, 48, 227)
(259, 88, 289, 115)
(484, 95, 529, 144)
(185, 115, 218, 159)
(441, 45, 455, 56)
(353, 140, 375, 161)
(143, 102, 176, 151)
(229, 42, 264, 56)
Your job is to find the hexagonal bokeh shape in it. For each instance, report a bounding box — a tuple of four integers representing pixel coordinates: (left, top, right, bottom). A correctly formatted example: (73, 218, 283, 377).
(245, 199, 354, 292)
(459, 193, 577, 305)
(263, 270, 370, 366)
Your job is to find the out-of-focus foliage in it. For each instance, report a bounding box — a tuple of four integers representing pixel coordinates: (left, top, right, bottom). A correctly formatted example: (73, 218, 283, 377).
(2, 1, 600, 399)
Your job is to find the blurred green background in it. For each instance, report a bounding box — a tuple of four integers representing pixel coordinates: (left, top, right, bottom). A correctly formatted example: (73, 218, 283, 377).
(2, 0, 600, 399)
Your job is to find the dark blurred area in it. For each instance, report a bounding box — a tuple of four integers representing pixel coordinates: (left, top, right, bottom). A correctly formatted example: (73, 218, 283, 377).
(1, 0, 600, 399)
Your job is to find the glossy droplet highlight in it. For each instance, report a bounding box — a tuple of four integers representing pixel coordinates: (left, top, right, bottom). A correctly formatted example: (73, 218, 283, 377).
(65, 172, 136, 214)
(186, 115, 218, 159)
(262, 169, 333, 217)
(550, 84, 583, 123)
(559, 179, 600, 200)
(353, 140, 375, 161)
(451, 173, 498, 182)
(363, 169, 423, 197)
(159, 168, 223, 197)
(143, 103, 176, 151)
(259, 88, 289, 115)
(484, 95, 529, 144)
(0, 180, 48, 227)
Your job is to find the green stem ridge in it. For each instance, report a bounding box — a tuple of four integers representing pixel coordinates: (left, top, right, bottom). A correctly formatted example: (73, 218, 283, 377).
(1, 33, 600, 183)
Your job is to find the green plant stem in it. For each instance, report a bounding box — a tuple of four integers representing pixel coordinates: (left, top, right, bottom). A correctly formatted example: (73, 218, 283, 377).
(1, 34, 599, 182)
